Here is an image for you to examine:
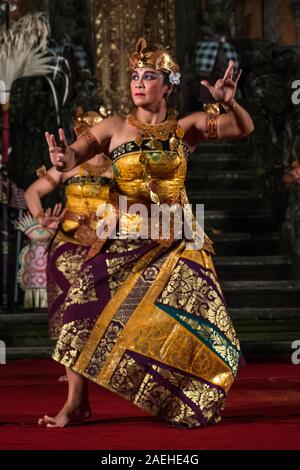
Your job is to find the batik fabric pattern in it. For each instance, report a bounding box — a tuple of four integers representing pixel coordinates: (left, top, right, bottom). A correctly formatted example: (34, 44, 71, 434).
(47, 173, 113, 339)
(52, 139, 240, 428)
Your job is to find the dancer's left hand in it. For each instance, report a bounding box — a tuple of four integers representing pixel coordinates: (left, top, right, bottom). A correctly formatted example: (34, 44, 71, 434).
(201, 60, 242, 105)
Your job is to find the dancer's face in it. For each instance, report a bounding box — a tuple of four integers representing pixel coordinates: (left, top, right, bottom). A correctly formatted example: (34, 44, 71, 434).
(130, 68, 170, 107)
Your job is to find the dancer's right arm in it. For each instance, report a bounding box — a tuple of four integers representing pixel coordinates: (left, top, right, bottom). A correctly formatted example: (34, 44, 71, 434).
(47, 115, 117, 172)
(24, 167, 64, 227)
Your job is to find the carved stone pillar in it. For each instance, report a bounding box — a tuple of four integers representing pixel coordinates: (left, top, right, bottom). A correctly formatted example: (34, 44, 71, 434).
(91, 0, 176, 114)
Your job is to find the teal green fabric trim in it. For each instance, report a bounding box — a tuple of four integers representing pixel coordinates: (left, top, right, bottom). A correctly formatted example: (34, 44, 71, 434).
(155, 301, 240, 375)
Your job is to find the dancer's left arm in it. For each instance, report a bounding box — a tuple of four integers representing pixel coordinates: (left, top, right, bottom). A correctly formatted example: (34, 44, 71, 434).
(181, 60, 254, 143)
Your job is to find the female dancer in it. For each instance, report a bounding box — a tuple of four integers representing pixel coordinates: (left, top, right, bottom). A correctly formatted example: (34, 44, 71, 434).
(39, 38, 254, 428)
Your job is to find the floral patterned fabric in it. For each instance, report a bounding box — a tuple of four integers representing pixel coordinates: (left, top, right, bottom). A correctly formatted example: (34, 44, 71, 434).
(51, 141, 240, 428)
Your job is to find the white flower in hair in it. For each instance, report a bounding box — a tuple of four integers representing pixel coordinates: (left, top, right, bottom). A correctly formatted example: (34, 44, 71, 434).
(169, 71, 181, 85)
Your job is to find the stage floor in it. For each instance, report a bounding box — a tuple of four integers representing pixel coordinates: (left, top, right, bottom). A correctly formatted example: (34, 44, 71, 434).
(0, 359, 300, 450)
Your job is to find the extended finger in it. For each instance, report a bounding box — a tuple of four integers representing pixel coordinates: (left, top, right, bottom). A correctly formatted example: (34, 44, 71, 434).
(59, 208, 67, 219)
(52, 203, 59, 215)
(59, 128, 68, 147)
(53, 203, 62, 216)
(49, 134, 57, 148)
(235, 68, 242, 84)
(45, 132, 52, 148)
(201, 80, 213, 92)
(223, 60, 234, 81)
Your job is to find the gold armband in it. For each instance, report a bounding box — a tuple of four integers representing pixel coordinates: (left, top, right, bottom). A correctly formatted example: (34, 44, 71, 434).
(203, 103, 220, 140)
(36, 166, 58, 189)
(77, 129, 101, 159)
(207, 115, 218, 139)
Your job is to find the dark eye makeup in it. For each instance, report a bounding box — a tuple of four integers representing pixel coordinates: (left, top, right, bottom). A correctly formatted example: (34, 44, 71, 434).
(131, 72, 160, 81)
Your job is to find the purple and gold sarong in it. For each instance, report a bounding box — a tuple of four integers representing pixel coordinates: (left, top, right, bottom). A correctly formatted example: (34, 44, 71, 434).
(52, 138, 240, 427)
(47, 173, 113, 339)
(53, 237, 240, 428)
(47, 237, 89, 339)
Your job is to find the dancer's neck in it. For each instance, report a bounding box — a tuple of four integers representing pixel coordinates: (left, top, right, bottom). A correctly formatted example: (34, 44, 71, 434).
(135, 102, 167, 125)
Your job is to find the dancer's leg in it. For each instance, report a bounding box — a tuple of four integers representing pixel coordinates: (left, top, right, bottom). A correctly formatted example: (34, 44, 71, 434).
(38, 367, 91, 428)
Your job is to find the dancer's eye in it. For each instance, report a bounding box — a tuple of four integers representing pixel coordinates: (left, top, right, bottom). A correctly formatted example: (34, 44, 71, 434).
(143, 73, 157, 80)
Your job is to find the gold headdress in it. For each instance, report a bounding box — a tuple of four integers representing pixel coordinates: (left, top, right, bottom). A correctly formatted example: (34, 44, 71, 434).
(129, 37, 181, 84)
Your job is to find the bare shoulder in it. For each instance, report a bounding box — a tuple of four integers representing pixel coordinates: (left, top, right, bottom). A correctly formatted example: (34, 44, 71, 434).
(91, 114, 125, 141)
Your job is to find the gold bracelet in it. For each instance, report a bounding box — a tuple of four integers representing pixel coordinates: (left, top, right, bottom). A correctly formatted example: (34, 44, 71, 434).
(36, 166, 58, 188)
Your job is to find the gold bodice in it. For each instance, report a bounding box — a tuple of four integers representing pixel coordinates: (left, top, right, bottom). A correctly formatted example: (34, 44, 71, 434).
(111, 140, 188, 204)
(61, 174, 113, 233)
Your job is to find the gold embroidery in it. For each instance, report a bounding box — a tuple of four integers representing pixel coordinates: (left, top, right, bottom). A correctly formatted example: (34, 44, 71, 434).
(125, 303, 234, 392)
(57, 246, 88, 282)
(105, 238, 153, 254)
(94, 241, 186, 385)
(108, 353, 224, 427)
(48, 304, 65, 340)
(157, 259, 239, 348)
(151, 364, 225, 423)
(106, 253, 141, 297)
(53, 318, 96, 368)
(84, 322, 124, 377)
(74, 244, 165, 373)
(64, 265, 98, 308)
(109, 354, 198, 427)
(180, 376, 225, 422)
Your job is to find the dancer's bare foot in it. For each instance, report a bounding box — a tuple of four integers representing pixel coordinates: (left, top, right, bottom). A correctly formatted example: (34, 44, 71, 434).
(38, 400, 91, 428)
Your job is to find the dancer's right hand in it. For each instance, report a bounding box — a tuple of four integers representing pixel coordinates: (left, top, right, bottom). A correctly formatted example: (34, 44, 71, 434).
(37, 203, 66, 229)
(45, 128, 72, 171)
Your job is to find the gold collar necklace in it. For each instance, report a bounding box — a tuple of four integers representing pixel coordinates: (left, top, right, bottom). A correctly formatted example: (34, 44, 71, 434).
(128, 107, 180, 146)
